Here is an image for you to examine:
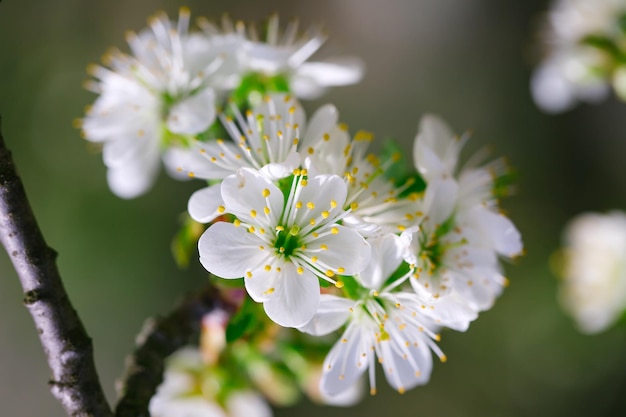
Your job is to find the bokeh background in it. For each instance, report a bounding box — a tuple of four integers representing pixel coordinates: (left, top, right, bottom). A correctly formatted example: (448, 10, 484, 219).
(2, 0, 626, 416)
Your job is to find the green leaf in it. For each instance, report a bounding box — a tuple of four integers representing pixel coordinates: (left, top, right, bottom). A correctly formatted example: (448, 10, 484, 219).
(225, 296, 259, 343)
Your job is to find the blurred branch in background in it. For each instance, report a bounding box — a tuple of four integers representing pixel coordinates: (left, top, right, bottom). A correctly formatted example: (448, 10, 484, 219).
(115, 284, 232, 417)
(0, 114, 113, 416)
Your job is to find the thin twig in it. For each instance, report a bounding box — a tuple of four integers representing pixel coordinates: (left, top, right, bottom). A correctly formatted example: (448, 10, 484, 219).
(0, 115, 114, 417)
(114, 284, 231, 417)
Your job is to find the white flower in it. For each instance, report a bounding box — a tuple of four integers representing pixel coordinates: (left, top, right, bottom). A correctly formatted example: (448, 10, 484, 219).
(228, 14, 364, 99)
(559, 211, 626, 333)
(196, 167, 371, 328)
(304, 128, 422, 236)
(81, 8, 226, 198)
(149, 347, 272, 417)
(184, 94, 352, 223)
(402, 177, 522, 311)
(531, 0, 626, 112)
(300, 234, 475, 397)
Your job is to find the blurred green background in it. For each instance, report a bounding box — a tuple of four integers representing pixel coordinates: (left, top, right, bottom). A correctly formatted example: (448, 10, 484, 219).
(2, 0, 626, 416)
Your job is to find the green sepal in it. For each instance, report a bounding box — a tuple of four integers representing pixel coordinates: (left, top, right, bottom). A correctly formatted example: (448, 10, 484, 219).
(229, 72, 291, 110)
(580, 34, 625, 63)
(379, 138, 427, 195)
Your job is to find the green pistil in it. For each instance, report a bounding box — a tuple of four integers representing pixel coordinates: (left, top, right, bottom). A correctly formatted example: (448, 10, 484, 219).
(274, 225, 301, 257)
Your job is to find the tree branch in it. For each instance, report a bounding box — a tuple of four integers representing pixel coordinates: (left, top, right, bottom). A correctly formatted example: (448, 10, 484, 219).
(114, 284, 232, 417)
(0, 115, 114, 417)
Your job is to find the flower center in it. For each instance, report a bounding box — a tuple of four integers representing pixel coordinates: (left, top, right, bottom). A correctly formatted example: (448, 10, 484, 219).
(273, 224, 301, 257)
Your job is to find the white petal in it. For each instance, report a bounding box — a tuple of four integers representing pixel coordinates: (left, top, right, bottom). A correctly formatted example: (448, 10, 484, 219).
(198, 222, 268, 278)
(297, 57, 365, 87)
(358, 234, 405, 290)
(422, 178, 458, 228)
(259, 149, 301, 180)
(167, 87, 216, 134)
(300, 104, 339, 149)
(106, 142, 160, 198)
(226, 391, 272, 417)
(530, 59, 576, 113)
(293, 174, 347, 227)
(320, 323, 370, 397)
(244, 261, 283, 303)
(469, 207, 523, 257)
(262, 263, 321, 328)
(307, 225, 371, 275)
(379, 329, 433, 392)
(221, 168, 284, 225)
(298, 294, 354, 336)
(187, 184, 224, 223)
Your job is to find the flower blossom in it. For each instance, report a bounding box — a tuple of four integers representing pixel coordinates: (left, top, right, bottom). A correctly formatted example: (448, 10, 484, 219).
(149, 347, 272, 417)
(299, 234, 476, 397)
(531, 0, 626, 112)
(558, 211, 626, 333)
(196, 167, 371, 328)
(81, 8, 230, 198)
(184, 93, 351, 223)
(403, 115, 522, 311)
(208, 13, 364, 99)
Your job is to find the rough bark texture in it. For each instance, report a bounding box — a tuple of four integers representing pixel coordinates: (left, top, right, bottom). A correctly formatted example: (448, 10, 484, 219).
(0, 115, 114, 417)
(114, 284, 229, 417)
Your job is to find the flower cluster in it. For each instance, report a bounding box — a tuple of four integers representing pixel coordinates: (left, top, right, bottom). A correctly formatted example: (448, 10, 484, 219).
(185, 100, 522, 397)
(79, 7, 523, 414)
(556, 211, 626, 334)
(78, 8, 363, 198)
(531, 0, 626, 112)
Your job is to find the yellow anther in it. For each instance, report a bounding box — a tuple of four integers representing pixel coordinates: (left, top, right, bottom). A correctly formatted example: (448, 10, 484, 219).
(296, 201, 303, 209)
(264, 288, 275, 295)
(306, 202, 315, 210)
(320, 244, 328, 250)
(310, 218, 316, 226)
(335, 281, 344, 288)
(233, 219, 241, 227)
(259, 245, 265, 250)
(262, 188, 271, 197)
(337, 267, 345, 273)
(250, 209, 257, 218)
(330, 200, 337, 208)
(188, 172, 195, 178)
(264, 265, 271, 271)
(246, 271, 253, 278)
(331, 227, 339, 234)
(325, 270, 335, 277)
(217, 206, 226, 213)
(308, 147, 314, 154)
(440, 355, 447, 363)
(350, 202, 359, 210)
(301, 179, 308, 186)
(297, 266, 304, 275)
(275, 225, 284, 231)
(264, 206, 270, 215)
(323, 133, 330, 141)
(321, 211, 330, 219)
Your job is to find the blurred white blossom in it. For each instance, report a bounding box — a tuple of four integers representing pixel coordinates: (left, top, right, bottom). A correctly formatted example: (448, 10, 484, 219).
(81, 8, 228, 198)
(559, 211, 626, 333)
(531, 0, 626, 112)
(149, 347, 273, 417)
